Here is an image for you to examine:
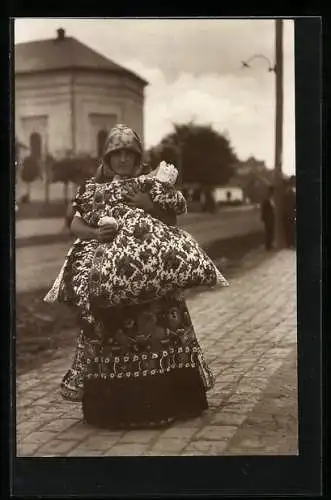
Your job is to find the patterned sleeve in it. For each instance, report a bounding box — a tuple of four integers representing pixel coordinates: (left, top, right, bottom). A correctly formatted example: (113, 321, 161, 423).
(71, 180, 89, 217)
(148, 180, 187, 216)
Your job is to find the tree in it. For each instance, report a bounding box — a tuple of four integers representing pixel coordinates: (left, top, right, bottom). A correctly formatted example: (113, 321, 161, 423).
(51, 155, 98, 203)
(20, 155, 41, 201)
(231, 157, 277, 204)
(146, 123, 238, 188)
(43, 154, 55, 205)
(147, 142, 180, 173)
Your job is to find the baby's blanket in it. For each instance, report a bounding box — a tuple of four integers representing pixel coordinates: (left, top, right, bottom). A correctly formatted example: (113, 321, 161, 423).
(45, 176, 228, 311)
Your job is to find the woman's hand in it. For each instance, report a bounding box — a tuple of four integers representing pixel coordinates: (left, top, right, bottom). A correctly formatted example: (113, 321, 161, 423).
(125, 191, 154, 212)
(71, 216, 117, 242)
(96, 224, 118, 242)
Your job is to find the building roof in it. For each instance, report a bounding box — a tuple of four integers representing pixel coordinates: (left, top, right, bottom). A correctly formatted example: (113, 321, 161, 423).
(15, 28, 148, 86)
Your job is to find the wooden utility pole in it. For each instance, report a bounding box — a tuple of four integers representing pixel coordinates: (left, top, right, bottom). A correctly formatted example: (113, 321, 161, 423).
(274, 19, 285, 248)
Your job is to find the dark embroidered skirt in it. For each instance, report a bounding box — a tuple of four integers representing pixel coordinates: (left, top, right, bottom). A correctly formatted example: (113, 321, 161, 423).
(83, 367, 208, 429)
(75, 292, 214, 429)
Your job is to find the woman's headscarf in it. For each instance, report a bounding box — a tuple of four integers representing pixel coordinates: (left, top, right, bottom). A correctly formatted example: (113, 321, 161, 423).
(95, 124, 152, 182)
(104, 124, 142, 159)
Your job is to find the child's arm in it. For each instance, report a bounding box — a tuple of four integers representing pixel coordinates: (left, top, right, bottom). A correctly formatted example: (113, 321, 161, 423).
(124, 163, 185, 222)
(124, 189, 180, 225)
(150, 205, 178, 226)
(146, 162, 187, 216)
(149, 181, 187, 216)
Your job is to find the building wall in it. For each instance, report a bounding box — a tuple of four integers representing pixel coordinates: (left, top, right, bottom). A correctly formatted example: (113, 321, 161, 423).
(212, 186, 245, 203)
(15, 73, 72, 159)
(72, 71, 145, 157)
(15, 70, 145, 161)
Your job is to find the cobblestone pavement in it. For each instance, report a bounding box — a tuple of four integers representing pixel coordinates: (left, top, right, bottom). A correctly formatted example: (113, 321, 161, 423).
(15, 250, 297, 457)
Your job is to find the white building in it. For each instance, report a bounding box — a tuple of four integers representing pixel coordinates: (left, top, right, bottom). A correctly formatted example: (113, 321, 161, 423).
(15, 28, 148, 164)
(212, 185, 245, 204)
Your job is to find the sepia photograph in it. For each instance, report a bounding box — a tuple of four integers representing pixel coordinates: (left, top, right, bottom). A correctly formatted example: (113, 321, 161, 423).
(14, 17, 298, 460)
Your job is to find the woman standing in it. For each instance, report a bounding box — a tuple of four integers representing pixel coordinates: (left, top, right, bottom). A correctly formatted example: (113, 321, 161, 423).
(260, 185, 275, 251)
(62, 124, 214, 429)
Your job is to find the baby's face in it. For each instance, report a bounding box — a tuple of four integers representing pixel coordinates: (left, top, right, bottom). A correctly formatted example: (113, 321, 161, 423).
(108, 149, 137, 178)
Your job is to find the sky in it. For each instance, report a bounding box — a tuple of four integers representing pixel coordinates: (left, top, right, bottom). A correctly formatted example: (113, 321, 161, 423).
(14, 18, 296, 175)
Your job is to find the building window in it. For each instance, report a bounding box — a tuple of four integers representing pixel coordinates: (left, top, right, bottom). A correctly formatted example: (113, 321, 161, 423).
(89, 114, 117, 157)
(30, 132, 42, 160)
(97, 129, 107, 158)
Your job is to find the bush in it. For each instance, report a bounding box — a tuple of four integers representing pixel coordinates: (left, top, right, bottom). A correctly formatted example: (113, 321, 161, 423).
(51, 156, 98, 185)
(20, 156, 41, 183)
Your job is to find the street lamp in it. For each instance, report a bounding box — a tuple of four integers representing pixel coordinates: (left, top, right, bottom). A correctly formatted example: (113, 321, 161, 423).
(241, 54, 276, 73)
(241, 19, 285, 249)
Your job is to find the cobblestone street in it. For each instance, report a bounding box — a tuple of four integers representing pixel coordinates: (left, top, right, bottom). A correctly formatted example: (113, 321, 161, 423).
(16, 250, 298, 457)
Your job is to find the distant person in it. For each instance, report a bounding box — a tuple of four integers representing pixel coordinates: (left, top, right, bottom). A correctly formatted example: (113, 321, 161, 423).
(226, 190, 232, 204)
(202, 187, 216, 213)
(260, 185, 275, 251)
(63, 202, 75, 231)
(282, 177, 296, 249)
